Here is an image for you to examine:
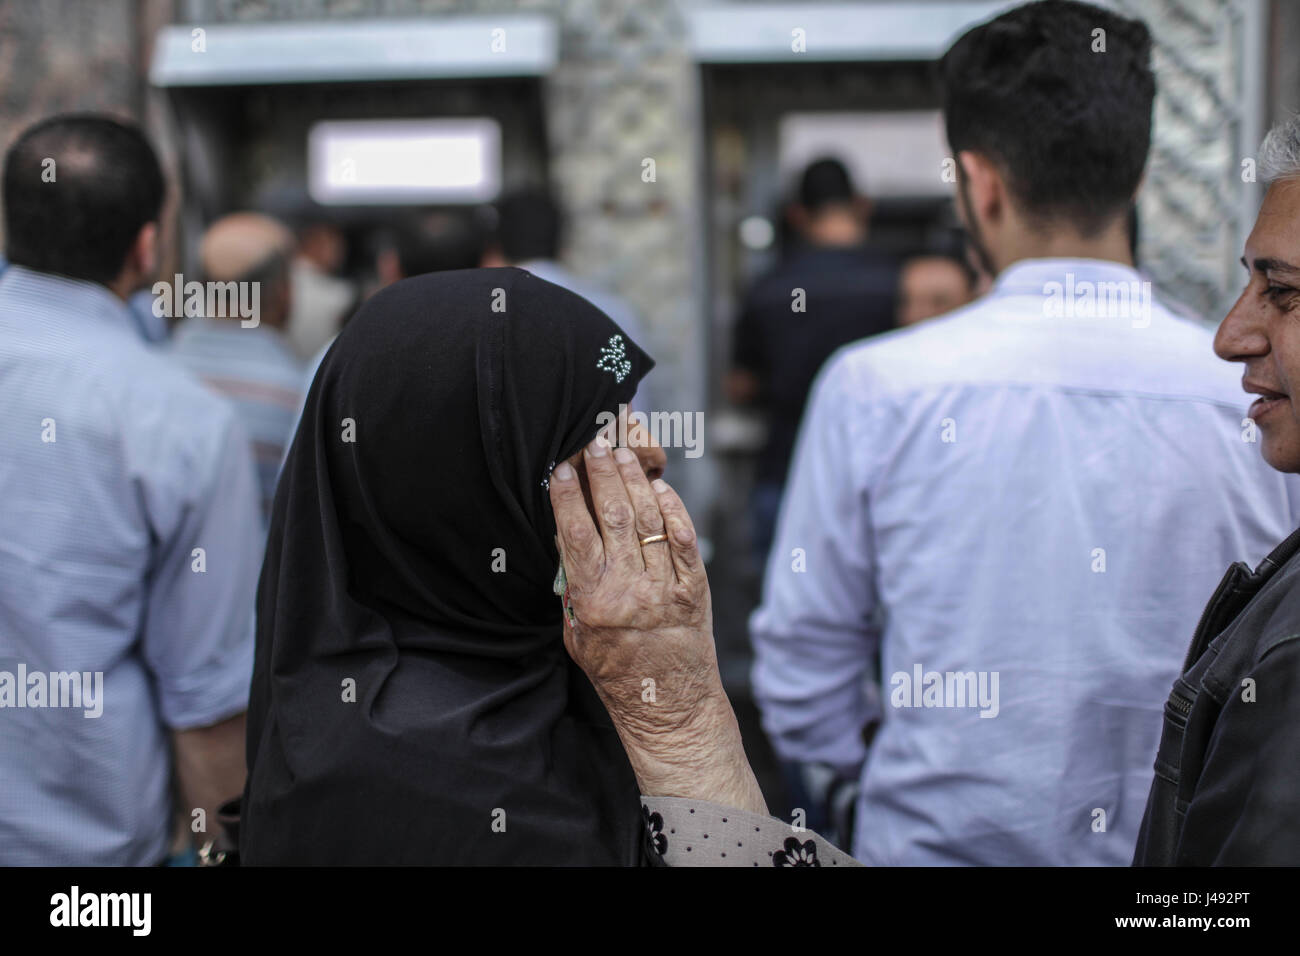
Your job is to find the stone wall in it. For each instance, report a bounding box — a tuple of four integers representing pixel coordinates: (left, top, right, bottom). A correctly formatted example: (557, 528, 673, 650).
(1116, 0, 1263, 323)
(0, 0, 142, 145)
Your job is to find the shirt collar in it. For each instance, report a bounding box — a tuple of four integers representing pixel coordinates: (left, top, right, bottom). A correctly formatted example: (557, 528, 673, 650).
(519, 258, 563, 280)
(992, 258, 1146, 297)
(0, 264, 135, 332)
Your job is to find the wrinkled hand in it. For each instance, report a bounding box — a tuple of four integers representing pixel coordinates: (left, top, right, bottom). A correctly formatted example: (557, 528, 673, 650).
(548, 435, 767, 815)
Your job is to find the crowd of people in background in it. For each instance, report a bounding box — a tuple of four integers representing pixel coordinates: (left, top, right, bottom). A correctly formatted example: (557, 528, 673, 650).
(6, 0, 1300, 868)
(726, 156, 980, 568)
(0, 107, 984, 865)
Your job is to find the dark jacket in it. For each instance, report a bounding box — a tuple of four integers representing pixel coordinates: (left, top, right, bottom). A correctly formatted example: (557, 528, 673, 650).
(733, 244, 897, 485)
(1133, 524, 1300, 865)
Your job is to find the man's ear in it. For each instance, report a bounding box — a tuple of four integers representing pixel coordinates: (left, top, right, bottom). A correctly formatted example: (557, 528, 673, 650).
(272, 273, 294, 329)
(1130, 170, 1147, 205)
(785, 202, 809, 235)
(128, 222, 159, 279)
(376, 247, 404, 286)
(957, 151, 1004, 228)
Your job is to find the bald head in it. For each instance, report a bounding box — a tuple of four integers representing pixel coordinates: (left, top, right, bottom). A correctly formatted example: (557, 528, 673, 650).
(199, 212, 295, 328)
(200, 213, 293, 282)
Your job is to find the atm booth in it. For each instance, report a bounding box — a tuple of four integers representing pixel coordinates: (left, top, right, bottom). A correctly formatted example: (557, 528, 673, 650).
(684, 2, 1010, 687)
(148, 15, 557, 277)
(688, 2, 1010, 400)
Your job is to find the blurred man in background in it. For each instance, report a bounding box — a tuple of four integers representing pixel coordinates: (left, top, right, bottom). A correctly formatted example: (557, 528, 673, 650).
(169, 212, 304, 527)
(0, 114, 261, 865)
(727, 157, 898, 564)
(294, 207, 487, 416)
(285, 219, 354, 360)
(896, 252, 977, 327)
(377, 207, 486, 285)
(483, 188, 653, 412)
(751, 0, 1300, 865)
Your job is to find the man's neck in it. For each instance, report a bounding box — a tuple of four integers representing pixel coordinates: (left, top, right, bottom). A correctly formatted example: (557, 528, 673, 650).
(996, 223, 1134, 274)
(105, 272, 138, 302)
(805, 213, 865, 248)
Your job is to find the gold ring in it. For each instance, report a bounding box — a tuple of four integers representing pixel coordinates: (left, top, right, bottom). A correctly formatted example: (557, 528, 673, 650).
(639, 533, 669, 547)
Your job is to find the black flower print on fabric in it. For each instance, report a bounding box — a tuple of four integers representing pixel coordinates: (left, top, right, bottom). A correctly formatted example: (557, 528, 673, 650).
(772, 836, 820, 867)
(642, 804, 668, 856)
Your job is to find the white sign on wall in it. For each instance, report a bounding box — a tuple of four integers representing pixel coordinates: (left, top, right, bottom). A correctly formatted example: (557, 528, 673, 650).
(308, 118, 502, 205)
(778, 110, 953, 199)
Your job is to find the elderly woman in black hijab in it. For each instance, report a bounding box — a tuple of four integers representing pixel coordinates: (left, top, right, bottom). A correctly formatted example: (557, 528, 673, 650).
(242, 267, 675, 865)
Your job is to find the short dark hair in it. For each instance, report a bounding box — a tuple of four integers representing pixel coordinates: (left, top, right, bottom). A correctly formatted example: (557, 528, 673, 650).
(393, 209, 484, 278)
(940, 0, 1155, 236)
(799, 158, 855, 212)
(3, 114, 165, 284)
(492, 188, 562, 263)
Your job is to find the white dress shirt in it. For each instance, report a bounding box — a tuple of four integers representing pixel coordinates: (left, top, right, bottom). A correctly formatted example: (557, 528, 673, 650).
(751, 258, 1300, 865)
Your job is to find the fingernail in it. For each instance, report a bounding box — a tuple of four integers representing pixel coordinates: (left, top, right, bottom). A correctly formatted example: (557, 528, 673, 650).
(553, 461, 576, 481)
(652, 478, 669, 494)
(587, 435, 609, 457)
(613, 446, 636, 464)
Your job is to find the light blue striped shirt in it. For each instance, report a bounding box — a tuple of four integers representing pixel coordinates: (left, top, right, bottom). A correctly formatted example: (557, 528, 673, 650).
(168, 317, 303, 526)
(751, 258, 1300, 865)
(0, 267, 262, 866)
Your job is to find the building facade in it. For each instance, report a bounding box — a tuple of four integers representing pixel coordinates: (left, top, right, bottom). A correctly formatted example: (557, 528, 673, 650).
(1, 0, 1295, 516)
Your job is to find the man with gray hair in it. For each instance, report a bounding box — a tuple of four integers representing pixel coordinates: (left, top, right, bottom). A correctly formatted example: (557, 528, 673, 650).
(1134, 113, 1300, 864)
(752, 0, 1300, 867)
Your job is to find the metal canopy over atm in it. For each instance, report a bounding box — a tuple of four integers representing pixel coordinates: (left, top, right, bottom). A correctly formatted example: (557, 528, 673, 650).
(150, 15, 558, 86)
(148, 15, 558, 272)
(685, 2, 1013, 63)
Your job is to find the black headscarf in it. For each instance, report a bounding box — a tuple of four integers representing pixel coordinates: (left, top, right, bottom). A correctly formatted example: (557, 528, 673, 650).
(242, 267, 656, 865)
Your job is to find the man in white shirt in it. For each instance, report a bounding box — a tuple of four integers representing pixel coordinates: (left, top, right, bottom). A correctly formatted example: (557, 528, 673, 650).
(751, 0, 1300, 865)
(285, 220, 355, 361)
